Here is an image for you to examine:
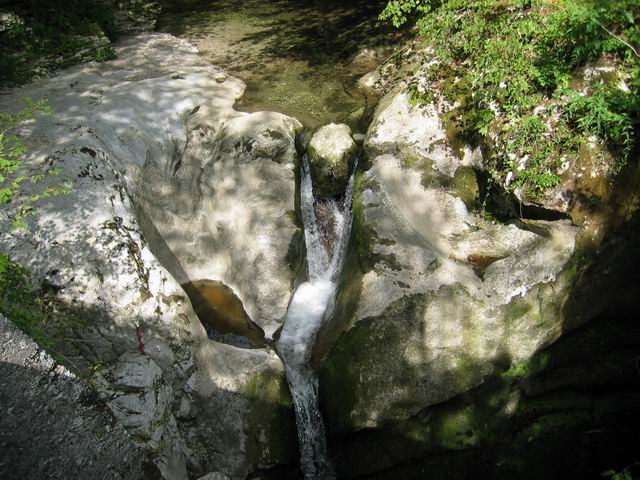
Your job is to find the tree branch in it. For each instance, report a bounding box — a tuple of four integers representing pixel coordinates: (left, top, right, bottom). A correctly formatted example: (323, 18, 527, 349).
(598, 23, 639, 58)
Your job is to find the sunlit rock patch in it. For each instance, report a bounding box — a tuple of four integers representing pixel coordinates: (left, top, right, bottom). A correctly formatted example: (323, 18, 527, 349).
(0, 33, 298, 479)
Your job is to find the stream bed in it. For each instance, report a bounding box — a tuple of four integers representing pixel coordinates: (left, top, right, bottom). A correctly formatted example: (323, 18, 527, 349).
(156, 2, 395, 477)
(157, 0, 394, 129)
(276, 155, 357, 478)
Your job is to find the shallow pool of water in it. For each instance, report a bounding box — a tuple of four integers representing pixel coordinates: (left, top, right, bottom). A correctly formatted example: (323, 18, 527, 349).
(157, 0, 394, 129)
(182, 279, 265, 348)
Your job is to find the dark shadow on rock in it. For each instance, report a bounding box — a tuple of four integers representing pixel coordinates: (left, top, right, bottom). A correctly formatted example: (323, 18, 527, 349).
(158, 0, 394, 66)
(155, 0, 397, 128)
(475, 169, 572, 222)
(0, 316, 152, 480)
(319, 211, 640, 479)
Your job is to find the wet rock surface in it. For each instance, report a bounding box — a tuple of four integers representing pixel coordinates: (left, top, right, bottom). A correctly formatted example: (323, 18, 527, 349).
(307, 123, 358, 197)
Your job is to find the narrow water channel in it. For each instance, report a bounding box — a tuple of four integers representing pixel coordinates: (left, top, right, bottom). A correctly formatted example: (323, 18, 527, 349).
(277, 155, 357, 479)
(156, 2, 392, 476)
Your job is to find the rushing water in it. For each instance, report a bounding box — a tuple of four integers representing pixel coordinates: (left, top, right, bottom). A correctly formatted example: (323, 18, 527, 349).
(277, 156, 356, 479)
(157, 2, 380, 473)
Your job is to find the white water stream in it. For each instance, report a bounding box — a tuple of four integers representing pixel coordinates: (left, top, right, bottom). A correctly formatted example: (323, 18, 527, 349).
(277, 154, 356, 479)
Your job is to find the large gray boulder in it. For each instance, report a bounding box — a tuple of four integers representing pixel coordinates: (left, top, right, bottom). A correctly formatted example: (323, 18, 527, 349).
(320, 83, 578, 432)
(364, 86, 482, 174)
(307, 123, 357, 197)
(0, 33, 297, 479)
(134, 108, 302, 340)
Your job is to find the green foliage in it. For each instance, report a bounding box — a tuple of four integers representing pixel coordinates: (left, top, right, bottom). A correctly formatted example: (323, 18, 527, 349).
(93, 45, 117, 63)
(502, 352, 550, 381)
(0, 253, 53, 350)
(0, 98, 70, 229)
(0, 97, 72, 355)
(0, 1, 118, 85)
(380, 0, 640, 199)
(565, 83, 637, 170)
(379, 0, 431, 28)
(610, 472, 633, 480)
(601, 462, 640, 480)
(493, 111, 580, 197)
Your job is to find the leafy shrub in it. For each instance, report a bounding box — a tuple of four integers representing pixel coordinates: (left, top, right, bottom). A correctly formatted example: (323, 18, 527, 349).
(93, 45, 117, 62)
(565, 83, 636, 169)
(602, 462, 640, 480)
(1, 97, 70, 228)
(0, 253, 53, 350)
(380, 0, 639, 199)
(0, 0, 118, 85)
(0, 98, 71, 353)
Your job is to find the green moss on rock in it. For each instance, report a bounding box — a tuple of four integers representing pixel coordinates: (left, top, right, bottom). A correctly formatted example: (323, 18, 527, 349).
(307, 123, 357, 197)
(452, 166, 479, 210)
(431, 405, 482, 450)
(520, 412, 592, 442)
(502, 352, 550, 381)
(351, 171, 381, 272)
(245, 369, 298, 466)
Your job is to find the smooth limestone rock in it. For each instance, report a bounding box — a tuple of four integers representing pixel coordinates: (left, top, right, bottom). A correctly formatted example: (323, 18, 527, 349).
(364, 86, 482, 175)
(357, 70, 381, 90)
(328, 222, 640, 480)
(0, 33, 297, 478)
(307, 123, 357, 197)
(352, 133, 366, 144)
(321, 84, 578, 433)
(135, 109, 302, 340)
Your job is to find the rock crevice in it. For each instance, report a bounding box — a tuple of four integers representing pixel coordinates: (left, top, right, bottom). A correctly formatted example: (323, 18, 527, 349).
(0, 33, 300, 479)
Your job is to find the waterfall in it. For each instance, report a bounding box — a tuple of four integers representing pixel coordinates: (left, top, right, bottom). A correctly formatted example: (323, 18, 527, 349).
(277, 154, 356, 480)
